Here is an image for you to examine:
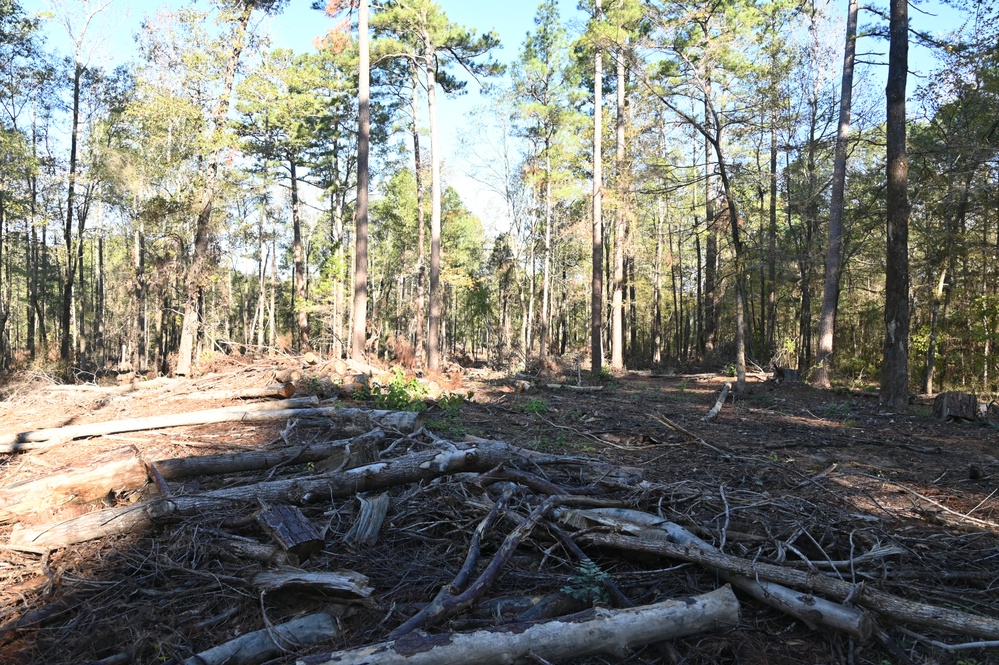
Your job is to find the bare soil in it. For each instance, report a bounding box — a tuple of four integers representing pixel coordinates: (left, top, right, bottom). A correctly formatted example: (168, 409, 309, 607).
(0, 356, 996, 664)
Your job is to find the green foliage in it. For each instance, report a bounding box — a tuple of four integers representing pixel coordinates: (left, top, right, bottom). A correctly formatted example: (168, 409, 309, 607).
(359, 368, 428, 412)
(518, 398, 549, 414)
(561, 558, 610, 604)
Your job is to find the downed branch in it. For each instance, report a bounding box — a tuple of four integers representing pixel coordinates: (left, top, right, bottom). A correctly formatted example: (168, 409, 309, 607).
(564, 508, 871, 640)
(299, 586, 740, 665)
(250, 568, 372, 598)
(9, 440, 520, 549)
(580, 531, 999, 640)
(153, 430, 386, 480)
(702, 382, 731, 422)
(184, 608, 346, 665)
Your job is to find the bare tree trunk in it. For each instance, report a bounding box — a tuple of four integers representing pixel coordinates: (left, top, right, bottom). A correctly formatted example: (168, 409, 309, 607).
(540, 149, 552, 359)
(814, 0, 858, 388)
(291, 158, 310, 351)
(426, 40, 443, 371)
(880, 0, 910, 409)
(590, 0, 604, 376)
(351, 0, 370, 361)
(60, 62, 82, 363)
(176, 2, 253, 376)
(411, 71, 426, 366)
(611, 46, 626, 371)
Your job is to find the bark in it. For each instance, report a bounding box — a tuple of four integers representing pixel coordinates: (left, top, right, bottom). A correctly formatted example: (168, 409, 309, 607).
(291, 158, 310, 350)
(153, 430, 385, 480)
(426, 37, 443, 371)
(0, 446, 147, 523)
(250, 568, 371, 598)
(299, 586, 739, 665)
(611, 45, 626, 371)
(582, 531, 999, 640)
(880, 0, 911, 408)
(9, 440, 517, 549)
(256, 504, 325, 561)
(183, 609, 346, 665)
(813, 0, 858, 388)
(590, 0, 604, 376)
(351, 0, 370, 360)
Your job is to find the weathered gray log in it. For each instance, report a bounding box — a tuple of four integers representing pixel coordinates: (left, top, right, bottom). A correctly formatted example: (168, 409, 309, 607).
(581, 531, 999, 640)
(184, 608, 345, 665)
(256, 505, 324, 561)
(9, 440, 518, 550)
(563, 508, 871, 639)
(344, 493, 391, 547)
(702, 382, 731, 421)
(153, 430, 385, 480)
(0, 446, 148, 523)
(298, 586, 740, 665)
(0, 397, 321, 452)
(251, 568, 372, 598)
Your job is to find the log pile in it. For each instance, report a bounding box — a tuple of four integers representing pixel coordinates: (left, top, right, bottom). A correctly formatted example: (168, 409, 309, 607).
(0, 361, 997, 664)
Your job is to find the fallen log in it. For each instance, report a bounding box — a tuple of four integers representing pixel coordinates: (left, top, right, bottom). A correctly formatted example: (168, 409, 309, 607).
(298, 586, 740, 665)
(9, 440, 519, 550)
(545, 383, 604, 392)
(702, 382, 731, 421)
(0, 446, 148, 523)
(250, 568, 372, 598)
(580, 531, 999, 641)
(153, 430, 386, 480)
(256, 505, 324, 562)
(0, 397, 321, 452)
(179, 383, 297, 400)
(563, 508, 871, 640)
(184, 608, 345, 665)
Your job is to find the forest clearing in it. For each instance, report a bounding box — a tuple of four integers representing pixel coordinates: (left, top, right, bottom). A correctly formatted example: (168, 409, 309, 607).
(0, 354, 996, 664)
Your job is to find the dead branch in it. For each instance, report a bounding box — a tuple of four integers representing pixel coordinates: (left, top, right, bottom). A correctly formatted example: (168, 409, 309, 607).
(179, 383, 297, 400)
(580, 531, 999, 640)
(299, 586, 740, 665)
(702, 382, 731, 421)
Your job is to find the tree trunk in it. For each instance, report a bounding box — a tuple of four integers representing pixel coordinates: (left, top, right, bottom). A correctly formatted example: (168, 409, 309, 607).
(176, 2, 254, 376)
(426, 39, 443, 371)
(60, 62, 83, 363)
(880, 0, 910, 409)
(611, 45, 626, 371)
(540, 148, 552, 359)
(813, 0, 858, 388)
(411, 70, 426, 366)
(290, 158, 310, 351)
(590, 0, 604, 376)
(352, 0, 370, 360)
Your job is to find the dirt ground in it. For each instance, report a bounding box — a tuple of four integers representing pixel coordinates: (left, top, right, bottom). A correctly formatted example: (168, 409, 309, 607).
(0, 356, 997, 664)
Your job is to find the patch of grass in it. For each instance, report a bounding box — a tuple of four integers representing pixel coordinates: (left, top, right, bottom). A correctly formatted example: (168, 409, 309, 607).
(517, 398, 549, 414)
(357, 367, 428, 412)
(820, 401, 853, 418)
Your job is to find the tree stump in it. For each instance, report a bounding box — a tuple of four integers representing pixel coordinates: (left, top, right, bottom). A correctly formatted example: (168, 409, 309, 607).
(932, 392, 982, 422)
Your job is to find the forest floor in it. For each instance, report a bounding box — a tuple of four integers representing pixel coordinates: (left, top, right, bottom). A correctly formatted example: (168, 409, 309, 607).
(0, 354, 997, 664)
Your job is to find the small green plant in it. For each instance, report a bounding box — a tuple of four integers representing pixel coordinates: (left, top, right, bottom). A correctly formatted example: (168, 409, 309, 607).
(520, 397, 548, 414)
(724, 362, 737, 377)
(677, 380, 688, 392)
(561, 558, 610, 604)
(438, 391, 473, 416)
(366, 368, 428, 412)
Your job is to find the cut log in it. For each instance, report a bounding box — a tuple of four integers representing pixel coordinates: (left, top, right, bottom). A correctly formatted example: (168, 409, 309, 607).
(274, 368, 303, 383)
(0, 397, 321, 452)
(563, 508, 871, 639)
(9, 440, 519, 549)
(545, 384, 604, 392)
(184, 608, 346, 665)
(256, 504, 325, 562)
(0, 446, 148, 523)
(299, 586, 739, 665)
(180, 383, 297, 400)
(702, 382, 731, 422)
(344, 493, 390, 547)
(580, 531, 999, 640)
(250, 568, 372, 598)
(153, 430, 385, 480)
(932, 392, 982, 422)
